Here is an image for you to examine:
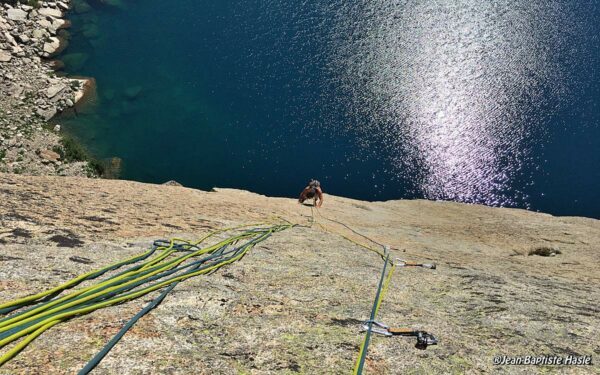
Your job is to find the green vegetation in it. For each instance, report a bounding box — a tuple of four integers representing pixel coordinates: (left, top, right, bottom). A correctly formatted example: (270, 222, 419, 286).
(0, 149, 6, 162)
(54, 136, 105, 177)
(86, 159, 105, 178)
(69, 79, 82, 91)
(57, 137, 87, 162)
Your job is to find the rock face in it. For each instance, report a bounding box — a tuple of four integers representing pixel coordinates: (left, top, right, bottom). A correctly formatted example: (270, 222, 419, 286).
(0, 174, 598, 374)
(0, 1, 92, 177)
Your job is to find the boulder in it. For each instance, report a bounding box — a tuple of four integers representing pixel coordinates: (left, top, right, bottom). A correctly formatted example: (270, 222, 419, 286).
(36, 106, 57, 120)
(0, 49, 11, 62)
(6, 9, 27, 22)
(99, 0, 126, 10)
(48, 59, 65, 70)
(57, 2, 70, 11)
(72, 78, 96, 104)
(46, 83, 66, 98)
(73, 0, 93, 14)
(32, 29, 46, 39)
(62, 53, 89, 71)
(12, 45, 25, 57)
(42, 37, 61, 56)
(38, 19, 52, 29)
(163, 180, 183, 186)
(38, 8, 63, 18)
(50, 18, 67, 33)
(4, 31, 17, 46)
(81, 23, 99, 39)
(15, 34, 30, 44)
(38, 149, 61, 163)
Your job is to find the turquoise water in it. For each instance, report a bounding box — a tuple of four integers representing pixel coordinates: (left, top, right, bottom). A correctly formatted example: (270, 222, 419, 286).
(59, 0, 599, 218)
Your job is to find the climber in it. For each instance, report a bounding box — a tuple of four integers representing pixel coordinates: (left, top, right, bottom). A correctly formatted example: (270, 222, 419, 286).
(298, 179, 324, 207)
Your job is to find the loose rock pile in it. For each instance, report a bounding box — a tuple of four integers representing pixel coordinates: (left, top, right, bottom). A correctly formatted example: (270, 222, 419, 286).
(0, 0, 91, 176)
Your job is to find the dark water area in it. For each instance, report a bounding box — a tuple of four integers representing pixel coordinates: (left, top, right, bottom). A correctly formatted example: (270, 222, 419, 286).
(59, 0, 599, 218)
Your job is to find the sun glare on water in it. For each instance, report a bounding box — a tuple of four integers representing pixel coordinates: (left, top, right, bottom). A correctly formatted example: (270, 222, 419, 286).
(328, 0, 583, 207)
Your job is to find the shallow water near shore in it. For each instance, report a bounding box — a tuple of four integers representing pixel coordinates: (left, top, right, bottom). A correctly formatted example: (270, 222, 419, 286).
(59, 0, 599, 218)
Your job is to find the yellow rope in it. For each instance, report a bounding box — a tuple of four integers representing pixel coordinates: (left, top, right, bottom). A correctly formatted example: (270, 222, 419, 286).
(0, 236, 259, 348)
(352, 259, 395, 375)
(0, 249, 155, 310)
(0, 222, 291, 367)
(306, 206, 396, 374)
(0, 320, 62, 367)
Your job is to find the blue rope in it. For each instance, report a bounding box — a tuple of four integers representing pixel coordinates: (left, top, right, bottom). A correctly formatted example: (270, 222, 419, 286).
(78, 278, 181, 375)
(78, 229, 274, 374)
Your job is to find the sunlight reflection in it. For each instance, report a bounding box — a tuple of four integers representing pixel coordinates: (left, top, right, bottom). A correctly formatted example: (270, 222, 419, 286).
(330, 0, 577, 207)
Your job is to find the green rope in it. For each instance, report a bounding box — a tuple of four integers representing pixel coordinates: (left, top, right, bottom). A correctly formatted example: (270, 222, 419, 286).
(0, 223, 293, 368)
(353, 251, 391, 374)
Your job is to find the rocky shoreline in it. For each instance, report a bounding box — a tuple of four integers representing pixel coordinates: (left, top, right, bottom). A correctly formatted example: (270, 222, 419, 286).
(0, 0, 95, 176)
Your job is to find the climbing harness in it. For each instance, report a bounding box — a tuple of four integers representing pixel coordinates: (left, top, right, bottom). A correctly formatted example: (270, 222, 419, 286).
(0, 222, 293, 371)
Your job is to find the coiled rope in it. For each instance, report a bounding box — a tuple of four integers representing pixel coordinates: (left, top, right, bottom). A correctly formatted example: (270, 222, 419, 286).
(0, 222, 293, 369)
(1, 206, 398, 373)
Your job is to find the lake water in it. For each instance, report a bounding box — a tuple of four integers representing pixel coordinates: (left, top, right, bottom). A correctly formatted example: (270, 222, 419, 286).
(59, 0, 599, 218)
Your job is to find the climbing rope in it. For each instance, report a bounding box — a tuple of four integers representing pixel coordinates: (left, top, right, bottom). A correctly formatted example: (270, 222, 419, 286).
(1, 201, 433, 373)
(310, 206, 437, 372)
(353, 251, 393, 375)
(305, 207, 398, 374)
(312, 207, 389, 261)
(0, 222, 293, 369)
